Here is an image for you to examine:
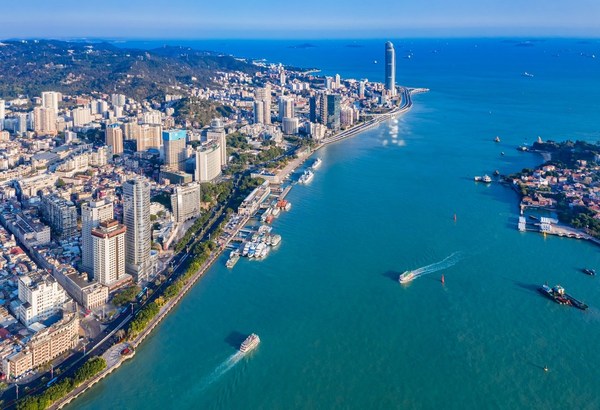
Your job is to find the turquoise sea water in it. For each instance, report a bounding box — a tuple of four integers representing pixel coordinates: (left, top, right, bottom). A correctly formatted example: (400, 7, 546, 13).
(75, 39, 600, 409)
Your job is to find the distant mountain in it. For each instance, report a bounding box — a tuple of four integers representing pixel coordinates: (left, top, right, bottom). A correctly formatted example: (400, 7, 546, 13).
(0, 40, 259, 100)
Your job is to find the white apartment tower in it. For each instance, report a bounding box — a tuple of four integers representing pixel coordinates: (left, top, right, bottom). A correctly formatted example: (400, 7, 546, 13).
(123, 178, 151, 283)
(81, 199, 114, 274)
(195, 144, 222, 182)
(254, 85, 271, 124)
(171, 183, 201, 223)
(92, 220, 127, 287)
(41, 91, 61, 114)
(17, 273, 68, 326)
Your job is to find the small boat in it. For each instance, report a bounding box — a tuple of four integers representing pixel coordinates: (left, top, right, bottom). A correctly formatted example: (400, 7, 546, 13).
(239, 333, 260, 353)
(517, 146, 528, 152)
(311, 158, 322, 169)
(474, 176, 482, 182)
(226, 251, 240, 268)
(493, 170, 500, 176)
(501, 152, 505, 156)
(398, 271, 415, 284)
(482, 175, 492, 183)
(582, 268, 596, 276)
(494, 136, 501, 143)
(441, 274, 445, 284)
(522, 72, 534, 78)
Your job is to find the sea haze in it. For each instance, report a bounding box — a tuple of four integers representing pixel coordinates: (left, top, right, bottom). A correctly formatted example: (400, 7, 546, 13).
(74, 38, 600, 409)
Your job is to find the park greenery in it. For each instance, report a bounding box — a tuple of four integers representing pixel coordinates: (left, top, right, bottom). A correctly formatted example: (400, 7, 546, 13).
(17, 357, 106, 410)
(111, 286, 141, 307)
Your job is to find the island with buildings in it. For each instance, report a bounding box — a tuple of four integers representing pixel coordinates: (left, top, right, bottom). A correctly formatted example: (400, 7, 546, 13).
(509, 139, 600, 243)
(0, 39, 422, 409)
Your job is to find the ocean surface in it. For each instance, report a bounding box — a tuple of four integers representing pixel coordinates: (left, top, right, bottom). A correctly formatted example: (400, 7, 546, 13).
(74, 39, 600, 409)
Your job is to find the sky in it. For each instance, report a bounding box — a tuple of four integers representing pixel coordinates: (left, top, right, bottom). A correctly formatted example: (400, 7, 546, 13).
(2, 0, 600, 39)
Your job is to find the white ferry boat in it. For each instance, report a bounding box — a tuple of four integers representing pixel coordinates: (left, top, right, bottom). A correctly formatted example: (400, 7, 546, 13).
(299, 170, 314, 184)
(398, 271, 416, 284)
(311, 158, 322, 169)
(239, 333, 260, 353)
(226, 250, 240, 268)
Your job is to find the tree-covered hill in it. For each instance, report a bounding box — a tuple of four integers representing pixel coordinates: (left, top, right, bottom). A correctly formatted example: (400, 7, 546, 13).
(0, 40, 258, 100)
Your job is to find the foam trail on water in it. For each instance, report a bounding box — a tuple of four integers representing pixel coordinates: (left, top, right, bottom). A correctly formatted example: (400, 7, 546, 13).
(410, 252, 462, 280)
(197, 351, 244, 391)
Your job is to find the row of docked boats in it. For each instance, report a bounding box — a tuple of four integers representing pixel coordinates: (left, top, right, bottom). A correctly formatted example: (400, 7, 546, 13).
(227, 225, 282, 267)
(261, 200, 291, 224)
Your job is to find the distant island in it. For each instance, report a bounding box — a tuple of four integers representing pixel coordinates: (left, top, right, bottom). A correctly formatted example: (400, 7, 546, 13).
(287, 43, 317, 49)
(508, 140, 600, 240)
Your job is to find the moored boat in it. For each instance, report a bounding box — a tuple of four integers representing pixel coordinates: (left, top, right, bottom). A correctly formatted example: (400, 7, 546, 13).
(582, 268, 596, 276)
(311, 157, 322, 169)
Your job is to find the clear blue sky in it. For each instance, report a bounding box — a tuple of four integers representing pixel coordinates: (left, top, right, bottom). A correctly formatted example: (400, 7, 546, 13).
(2, 0, 600, 39)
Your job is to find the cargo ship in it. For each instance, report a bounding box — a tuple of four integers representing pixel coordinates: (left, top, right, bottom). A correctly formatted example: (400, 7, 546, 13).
(538, 284, 588, 310)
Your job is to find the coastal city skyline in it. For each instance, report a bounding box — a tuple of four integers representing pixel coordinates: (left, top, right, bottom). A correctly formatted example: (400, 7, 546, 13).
(0, 0, 599, 407)
(2, 1, 600, 38)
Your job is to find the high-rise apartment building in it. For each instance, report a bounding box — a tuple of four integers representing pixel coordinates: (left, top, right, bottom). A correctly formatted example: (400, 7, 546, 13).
(17, 273, 68, 326)
(385, 41, 396, 96)
(41, 194, 78, 240)
(92, 220, 126, 287)
(171, 183, 201, 223)
(195, 144, 222, 182)
(0, 99, 5, 130)
(41, 91, 61, 114)
(72, 107, 92, 127)
(206, 119, 227, 167)
(254, 85, 271, 124)
(106, 123, 123, 155)
(32, 107, 57, 135)
(123, 178, 151, 283)
(81, 199, 114, 274)
(319, 93, 328, 126)
(163, 129, 187, 171)
(278, 97, 294, 121)
(326, 94, 341, 131)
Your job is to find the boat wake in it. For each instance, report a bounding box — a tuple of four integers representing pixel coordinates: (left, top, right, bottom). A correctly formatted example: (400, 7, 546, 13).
(197, 351, 244, 391)
(409, 252, 462, 281)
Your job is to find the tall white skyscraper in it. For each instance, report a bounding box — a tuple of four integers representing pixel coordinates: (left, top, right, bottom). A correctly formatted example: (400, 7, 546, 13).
(81, 199, 114, 274)
(92, 220, 126, 287)
(41, 91, 61, 114)
(0, 100, 5, 130)
(123, 178, 151, 284)
(206, 119, 227, 167)
(385, 41, 397, 96)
